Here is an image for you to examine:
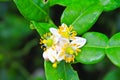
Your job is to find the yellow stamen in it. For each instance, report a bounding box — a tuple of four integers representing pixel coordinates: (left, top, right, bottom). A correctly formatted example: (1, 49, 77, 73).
(65, 56, 74, 63)
(58, 24, 71, 38)
(59, 51, 65, 57)
(74, 48, 81, 55)
(52, 44, 56, 50)
(43, 48, 46, 51)
(68, 25, 73, 31)
(76, 48, 81, 52)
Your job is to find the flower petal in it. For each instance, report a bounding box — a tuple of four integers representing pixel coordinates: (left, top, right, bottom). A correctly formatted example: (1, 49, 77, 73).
(58, 37, 69, 47)
(56, 51, 64, 62)
(56, 54, 64, 62)
(43, 48, 57, 63)
(43, 51, 48, 60)
(71, 37, 86, 48)
(50, 28, 60, 37)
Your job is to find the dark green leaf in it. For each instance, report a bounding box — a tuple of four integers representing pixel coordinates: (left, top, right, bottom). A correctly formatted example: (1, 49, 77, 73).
(13, 0, 48, 21)
(0, 0, 11, 2)
(106, 32, 120, 67)
(45, 61, 79, 80)
(103, 69, 120, 80)
(61, 4, 103, 35)
(76, 32, 108, 64)
(32, 21, 57, 36)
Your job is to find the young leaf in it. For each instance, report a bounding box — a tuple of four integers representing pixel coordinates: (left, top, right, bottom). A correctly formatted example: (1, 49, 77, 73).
(61, 4, 103, 35)
(13, 0, 48, 21)
(32, 21, 57, 36)
(45, 61, 79, 80)
(106, 32, 120, 67)
(76, 32, 108, 64)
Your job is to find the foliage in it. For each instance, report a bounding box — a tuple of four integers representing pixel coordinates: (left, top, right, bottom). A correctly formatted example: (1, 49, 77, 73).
(1, 0, 120, 80)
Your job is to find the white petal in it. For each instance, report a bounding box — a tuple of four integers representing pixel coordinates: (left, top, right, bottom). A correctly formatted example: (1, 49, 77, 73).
(57, 55, 64, 62)
(51, 35, 58, 44)
(43, 48, 57, 63)
(71, 37, 86, 48)
(56, 51, 64, 62)
(61, 23, 67, 27)
(58, 37, 69, 47)
(61, 23, 66, 26)
(49, 28, 60, 37)
(43, 52, 48, 60)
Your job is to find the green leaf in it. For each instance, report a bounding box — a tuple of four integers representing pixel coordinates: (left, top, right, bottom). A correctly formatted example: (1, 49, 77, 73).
(13, 0, 48, 21)
(45, 61, 79, 80)
(76, 32, 108, 64)
(50, 0, 98, 7)
(49, 0, 72, 6)
(100, 0, 120, 11)
(103, 69, 120, 80)
(32, 21, 57, 36)
(106, 32, 120, 67)
(61, 4, 103, 35)
(33, 0, 49, 12)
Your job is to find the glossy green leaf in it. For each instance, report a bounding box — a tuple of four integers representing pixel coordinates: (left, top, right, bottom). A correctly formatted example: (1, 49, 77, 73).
(100, 0, 120, 11)
(49, 0, 72, 6)
(61, 4, 103, 35)
(103, 69, 120, 80)
(13, 0, 48, 21)
(76, 32, 108, 64)
(106, 33, 120, 67)
(45, 61, 79, 80)
(32, 21, 57, 36)
(50, 0, 98, 7)
(33, 0, 49, 12)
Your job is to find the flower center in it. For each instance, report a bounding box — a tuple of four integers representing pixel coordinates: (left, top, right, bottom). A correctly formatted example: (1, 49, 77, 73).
(40, 32, 54, 48)
(46, 39, 53, 47)
(58, 24, 77, 39)
(66, 46, 74, 54)
(58, 27, 70, 38)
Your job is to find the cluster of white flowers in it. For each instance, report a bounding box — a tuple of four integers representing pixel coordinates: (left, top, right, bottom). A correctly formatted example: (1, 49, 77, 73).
(40, 23, 86, 68)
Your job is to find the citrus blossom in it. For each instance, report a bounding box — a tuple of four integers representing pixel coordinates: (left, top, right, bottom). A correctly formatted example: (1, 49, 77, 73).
(40, 23, 86, 68)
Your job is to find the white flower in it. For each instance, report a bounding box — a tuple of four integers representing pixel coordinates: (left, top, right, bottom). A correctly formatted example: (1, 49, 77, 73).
(40, 23, 86, 68)
(43, 48, 57, 63)
(57, 36, 86, 63)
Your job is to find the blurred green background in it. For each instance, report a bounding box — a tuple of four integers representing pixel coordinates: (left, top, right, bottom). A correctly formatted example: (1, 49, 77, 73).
(0, 1, 120, 80)
(0, 1, 45, 80)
